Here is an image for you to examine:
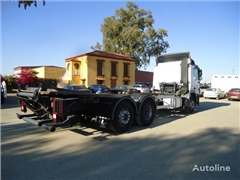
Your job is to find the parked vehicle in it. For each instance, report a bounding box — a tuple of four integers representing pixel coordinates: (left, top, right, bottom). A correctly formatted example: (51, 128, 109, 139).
(88, 84, 110, 93)
(199, 83, 209, 97)
(152, 51, 202, 111)
(63, 84, 92, 93)
(64, 84, 86, 90)
(203, 88, 225, 100)
(226, 88, 240, 101)
(14, 51, 202, 133)
(132, 84, 150, 93)
(1, 75, 7, 104)
(111, 85, 138, 94)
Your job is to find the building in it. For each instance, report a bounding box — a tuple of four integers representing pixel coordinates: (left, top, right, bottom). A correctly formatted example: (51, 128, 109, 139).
(64, 50, 136, 88)
(135, 70, 153, 87)
(14, 66, 66, 80)
(14, 66, 42, 75)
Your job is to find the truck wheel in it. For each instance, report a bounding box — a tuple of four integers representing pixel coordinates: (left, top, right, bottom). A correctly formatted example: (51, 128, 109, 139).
(185, 97, 195, 113)
(110, 101, 133, 133)
(135, 99, 155, 126)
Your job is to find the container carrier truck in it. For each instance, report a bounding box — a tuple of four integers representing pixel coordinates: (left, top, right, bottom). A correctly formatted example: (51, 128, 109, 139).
(15, 52, 202, 133)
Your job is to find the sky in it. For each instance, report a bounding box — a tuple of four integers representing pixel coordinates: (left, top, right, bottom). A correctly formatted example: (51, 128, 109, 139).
(1, 0, 239, 82)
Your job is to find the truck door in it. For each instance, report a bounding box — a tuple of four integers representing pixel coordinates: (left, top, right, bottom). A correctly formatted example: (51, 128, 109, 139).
(189, 65, 200, 94)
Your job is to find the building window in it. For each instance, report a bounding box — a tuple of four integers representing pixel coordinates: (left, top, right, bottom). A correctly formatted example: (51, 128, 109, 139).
(123, 63, 129, 77)
(96, 80, 104, 84)
(111, 79, 116, 88)
(123, 80, 129, 85)
(97, 60, 105, 76)
(74, 63, 80, 75)
(81, 79, 86, 85)
(111, 62, 118, 76)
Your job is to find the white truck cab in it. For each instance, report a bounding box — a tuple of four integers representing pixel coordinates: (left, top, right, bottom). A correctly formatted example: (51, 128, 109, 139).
(152, 52, 202, 112)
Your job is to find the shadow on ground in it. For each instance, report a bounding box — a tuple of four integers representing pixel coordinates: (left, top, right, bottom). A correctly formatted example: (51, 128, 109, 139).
(1, 122, 239, 180)
(1, 93, 19, 109)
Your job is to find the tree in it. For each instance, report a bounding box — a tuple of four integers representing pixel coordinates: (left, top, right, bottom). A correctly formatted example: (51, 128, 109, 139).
(16, 69, 39, 86)
(18, 0, 46, 10)
(92, 1, 169, 68)
(90, 42, 104, 51)
(3, 75, 17, 91)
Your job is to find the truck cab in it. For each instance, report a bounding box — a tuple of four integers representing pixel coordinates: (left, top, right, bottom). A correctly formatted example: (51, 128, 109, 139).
(152, 52, 202, 112)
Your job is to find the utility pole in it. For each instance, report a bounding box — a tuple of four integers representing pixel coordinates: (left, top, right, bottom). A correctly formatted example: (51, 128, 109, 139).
(232, 68, 234, 75)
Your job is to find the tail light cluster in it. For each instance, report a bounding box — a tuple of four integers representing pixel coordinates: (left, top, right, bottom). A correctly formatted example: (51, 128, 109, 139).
(20, 101, 27, 113)
(51, 98, 64, 122)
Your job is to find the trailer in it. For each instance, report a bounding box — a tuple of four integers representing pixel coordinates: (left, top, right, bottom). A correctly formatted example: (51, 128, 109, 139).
(15, 52, 202, 133)
(211, 75, 240, 93)
(16, 86, 157, 133)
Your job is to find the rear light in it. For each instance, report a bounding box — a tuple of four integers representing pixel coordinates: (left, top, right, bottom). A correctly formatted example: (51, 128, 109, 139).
(52, 98, 57, 122)
(52, 112, 57, 122)
(52, 98, 64, 122)
(20, 101, 27, 113)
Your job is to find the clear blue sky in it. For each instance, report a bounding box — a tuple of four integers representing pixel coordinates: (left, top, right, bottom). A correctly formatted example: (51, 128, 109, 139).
(1, 1, 239, 82)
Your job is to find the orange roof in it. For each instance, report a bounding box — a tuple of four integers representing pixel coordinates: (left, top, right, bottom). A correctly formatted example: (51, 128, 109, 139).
(65, 50, 135, 62)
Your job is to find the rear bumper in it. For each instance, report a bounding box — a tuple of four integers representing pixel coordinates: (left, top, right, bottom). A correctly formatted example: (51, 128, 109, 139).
(227, 95, 240, 99)
(16, 113, 72, 132)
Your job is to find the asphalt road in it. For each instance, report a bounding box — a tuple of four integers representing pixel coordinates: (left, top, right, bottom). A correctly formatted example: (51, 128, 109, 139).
(1, 94, 239, 180)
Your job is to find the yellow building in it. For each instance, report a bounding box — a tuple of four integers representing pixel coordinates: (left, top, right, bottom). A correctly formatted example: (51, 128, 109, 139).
(64, 50, 136, 88)
(33, 66, 66, 79)
(14, 66, 66, 80)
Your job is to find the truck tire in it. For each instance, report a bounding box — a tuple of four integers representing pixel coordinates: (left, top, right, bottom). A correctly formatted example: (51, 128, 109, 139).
(185, 97, 195, 113)
(135, 99, 155, 126)
(110, 100, 133, 133)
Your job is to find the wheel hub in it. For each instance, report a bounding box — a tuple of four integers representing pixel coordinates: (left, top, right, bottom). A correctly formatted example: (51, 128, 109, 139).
(189, 99, 195, 110)
(143, 105, 152, 121)
(118, 109, 130, 126)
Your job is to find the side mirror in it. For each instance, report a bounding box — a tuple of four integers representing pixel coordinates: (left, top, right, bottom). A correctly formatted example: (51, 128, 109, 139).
(198, 69, 202, 79)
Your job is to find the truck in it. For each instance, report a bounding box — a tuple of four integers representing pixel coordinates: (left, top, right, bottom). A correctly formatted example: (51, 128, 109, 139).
(211, 75, 240, 94)
(15, 52, 202, 133)
(152, 52, 202, 111)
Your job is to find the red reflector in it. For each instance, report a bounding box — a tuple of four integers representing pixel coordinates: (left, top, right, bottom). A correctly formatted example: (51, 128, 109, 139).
(21, 101, 27, 112)
(58, 101, 63, 115)
(52, 113, 57, 122)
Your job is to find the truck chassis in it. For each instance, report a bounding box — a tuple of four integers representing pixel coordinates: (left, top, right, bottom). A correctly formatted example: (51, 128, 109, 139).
(15, 83, 198, 133)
